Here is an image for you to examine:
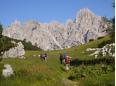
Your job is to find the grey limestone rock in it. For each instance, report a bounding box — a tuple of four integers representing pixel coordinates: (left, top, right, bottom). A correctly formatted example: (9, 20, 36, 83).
(2, 8, 109, 50)
(2, 64, 14, 77)
(2, 42, 25, 58)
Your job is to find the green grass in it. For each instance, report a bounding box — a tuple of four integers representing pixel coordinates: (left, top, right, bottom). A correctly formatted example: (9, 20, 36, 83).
(0, 35, 114, 86)
(79, 72, 115, 86)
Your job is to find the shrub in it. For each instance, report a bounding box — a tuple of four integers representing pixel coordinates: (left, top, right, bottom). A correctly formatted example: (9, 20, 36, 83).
(0, 24, 3, 38)
(68, 60, 114, 81)
(97, 36, 104, 39)
(89, 39, 94, 42)
(0, 36, 15, 52)
(80, 72, 115, 86)
(11, 38, 42, 50)
(98, 40, 111, 48)
(22, 40, 42, 50)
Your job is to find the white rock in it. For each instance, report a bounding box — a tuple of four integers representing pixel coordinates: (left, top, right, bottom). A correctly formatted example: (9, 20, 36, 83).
(38, 55, 40, 57)
(112, 53, 115, 57)
(33, 55, 36, 57)
(86, 48, 96, 51)
(2, 64, 14, 77)
(89, 43, 115, 57)
(95, 55, 98, 59)
(2, 42, 25, 58)
(90, 50, 100, 56)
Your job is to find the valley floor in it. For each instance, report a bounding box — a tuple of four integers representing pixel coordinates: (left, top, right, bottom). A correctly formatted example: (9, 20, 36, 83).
(0, 35, 115, 86)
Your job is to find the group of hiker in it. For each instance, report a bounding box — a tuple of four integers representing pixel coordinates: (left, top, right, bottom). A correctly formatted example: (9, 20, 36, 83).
(39, 52, 71, 71)
(59, 53, 72, 71)
(39, 53, 48, 61)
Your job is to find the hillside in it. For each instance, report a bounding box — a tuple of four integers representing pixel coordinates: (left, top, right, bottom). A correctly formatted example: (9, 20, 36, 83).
(0, 35, 114, 86)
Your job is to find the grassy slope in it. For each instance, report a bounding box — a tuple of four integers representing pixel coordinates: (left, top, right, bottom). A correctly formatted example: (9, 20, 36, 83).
(0, 35, 114, 86)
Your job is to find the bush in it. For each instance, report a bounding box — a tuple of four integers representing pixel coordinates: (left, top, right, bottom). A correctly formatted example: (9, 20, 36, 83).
(98, 40, 112, 48)
(97, 36, 104, 39)
(0, 36, 15, 52)
(11, 38, 42, 50)
(89, 39, 94, 42)
(80, 72, 115, 86)
(22, 40, 42, 50)
(0, 24, 3, 38)
(68, 60, 114, 81)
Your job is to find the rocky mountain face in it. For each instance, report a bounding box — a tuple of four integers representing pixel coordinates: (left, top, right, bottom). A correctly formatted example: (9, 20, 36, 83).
(3, 8, 109, 50)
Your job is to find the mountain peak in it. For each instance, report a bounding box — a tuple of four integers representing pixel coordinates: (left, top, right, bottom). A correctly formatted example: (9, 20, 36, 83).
(78, 8, 95, 15)
(10, 20, 21, 29)
(3, 8, 108, 50)
(76, 8, 96, 23)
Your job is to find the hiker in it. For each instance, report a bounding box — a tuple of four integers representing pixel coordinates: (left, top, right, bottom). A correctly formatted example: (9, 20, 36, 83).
(64, 55, 71, 71)
(62, 53, 66, 64)
(40, 53, 45, 61)
(59, 53, 64, 64)
(44, 53, 48, 61)
(63, 53, 66, 59)
(39, 53, 43, 60)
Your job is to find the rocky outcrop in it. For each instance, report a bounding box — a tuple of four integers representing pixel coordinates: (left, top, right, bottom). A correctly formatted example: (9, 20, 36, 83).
(2, 42, 25, 58)
(3, 8, 109, 50)
(75, 8, 108, 42)
(86, 43, 115, 58)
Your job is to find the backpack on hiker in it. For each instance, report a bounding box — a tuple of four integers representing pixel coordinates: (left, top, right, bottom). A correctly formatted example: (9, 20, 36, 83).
(59, 54, 64, 64)
(65, 56, 71, 64)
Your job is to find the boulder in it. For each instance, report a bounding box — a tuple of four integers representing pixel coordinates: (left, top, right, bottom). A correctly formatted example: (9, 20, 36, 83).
(2, 42, 25, 58)
(88, 43, 115, 57)
(2, 64, 14, 77)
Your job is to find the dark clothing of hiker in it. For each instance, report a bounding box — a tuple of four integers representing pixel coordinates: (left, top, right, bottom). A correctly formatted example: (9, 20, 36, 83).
(44, 53, 48, 58)
(63, 53, 66, 59)
(40, 53, 47, 61)
(44, 53, 48, 61)
(59, 54, 64, 64)
(40, 54, 43, 58)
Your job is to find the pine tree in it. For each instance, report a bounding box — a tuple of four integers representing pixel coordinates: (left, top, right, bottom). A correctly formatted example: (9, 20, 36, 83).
(0, 24, 3, 38)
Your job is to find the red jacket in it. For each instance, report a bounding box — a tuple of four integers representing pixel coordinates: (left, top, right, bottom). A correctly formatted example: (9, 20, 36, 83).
(65, 56, 70, 64)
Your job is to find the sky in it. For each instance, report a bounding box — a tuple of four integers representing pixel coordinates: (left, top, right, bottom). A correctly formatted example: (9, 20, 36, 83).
(0, 0, 115, 26)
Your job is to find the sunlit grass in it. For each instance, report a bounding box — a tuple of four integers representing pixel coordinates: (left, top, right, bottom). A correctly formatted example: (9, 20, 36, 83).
(0, 35, 114, 86)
